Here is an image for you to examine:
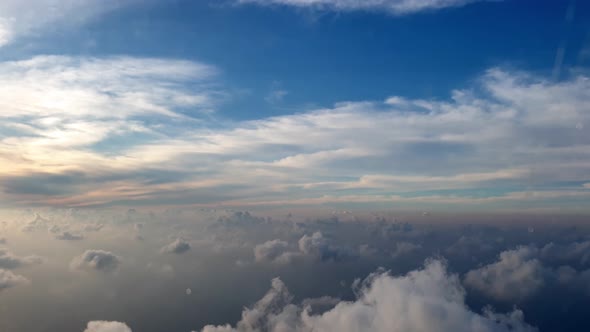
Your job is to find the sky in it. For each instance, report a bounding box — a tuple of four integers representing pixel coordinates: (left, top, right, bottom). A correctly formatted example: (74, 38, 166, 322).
(0, 0, 589, 212)
(2, 2, 590, 332)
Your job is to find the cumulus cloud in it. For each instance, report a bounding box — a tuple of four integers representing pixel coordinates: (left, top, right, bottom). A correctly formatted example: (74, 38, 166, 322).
(161, 239, 191, 254)
(201, 260, 536, 332)
(70, 250, 121, 273)
(465, 242, 590, 301)
(237, 0, 483, 15)
(0, 268, 29, 291)
(83, 321, 132, 332)
(0, 248, 43, 269)
(254, 239, 294, 263)
(464, 246, 547, 302)
(298, 232, 354, 262)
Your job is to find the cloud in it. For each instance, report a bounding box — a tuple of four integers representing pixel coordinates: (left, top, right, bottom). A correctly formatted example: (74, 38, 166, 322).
(265, 89, 288, 103)
(464, 246, 546, 302)
(161, 239, 191, 254)
(464, 241, 590, 302)
(0, 248, 43, 269)
(55, 231, 84, 241)
(254, 239, 293, 263)
(83, 321, 132, 332)
(540, 240, 590, 266)
(70, 249, 121, 273)
(0, 0, 136, 48)
(2, 64, 590, 210)
(84, 223, 105, 232)
(298, 232, 354, 262)
(237, 0, 483, 15)
(391, 241, 422, 257)
(202, 260, 536, 332)
(0, 268, 29, 291)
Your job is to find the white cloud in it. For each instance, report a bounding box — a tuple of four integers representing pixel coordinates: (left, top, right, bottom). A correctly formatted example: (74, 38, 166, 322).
(202, 260, 536, 332)
(1, 64, 590, 209)
(0, 0, 136, 47)
(0, 268, 29, 291)
(83, 321, 132, 332)
(237, 0, 483, 15)
(70, 249, 121, 273)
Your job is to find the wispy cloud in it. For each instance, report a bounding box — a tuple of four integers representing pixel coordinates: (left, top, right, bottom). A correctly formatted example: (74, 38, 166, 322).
(0, 0, 138, 48)
(0, 59, 589, 209)
(237, 0, 485, 15)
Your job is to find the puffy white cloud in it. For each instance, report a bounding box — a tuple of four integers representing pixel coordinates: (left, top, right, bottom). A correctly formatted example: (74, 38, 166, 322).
(202, 260, 536, 332)
(70, 249, 121, 273)
(0, 268, 29, 291)
(83, 321, 132, 332)
(237, 0, 482, 15)
(161, 239, 191, 254)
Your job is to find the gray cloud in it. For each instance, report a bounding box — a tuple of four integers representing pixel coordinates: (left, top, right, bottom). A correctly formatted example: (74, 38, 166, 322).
(0, 268, 29, 291)
(55, 231, 84, 241)
(161, 239, 191, 254)
(70, 250, 121, 273)
(202, 260, 536, 332)
(254, 239, 294, 264)
(298, 232, 355, 262)
(540, 240, 590, 267)
(464, 246, 546, 302)
(0, 248, 43, 269)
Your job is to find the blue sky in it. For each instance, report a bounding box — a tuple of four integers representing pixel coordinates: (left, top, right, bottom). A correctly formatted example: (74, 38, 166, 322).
(0, 0, 589, 210)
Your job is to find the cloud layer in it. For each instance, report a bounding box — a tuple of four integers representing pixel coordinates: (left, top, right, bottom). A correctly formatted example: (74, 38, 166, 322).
(0, 55, 589, 211)
(202, 260, 536, 332)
